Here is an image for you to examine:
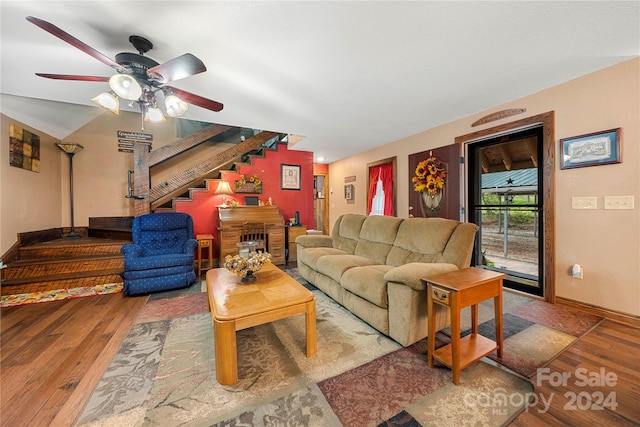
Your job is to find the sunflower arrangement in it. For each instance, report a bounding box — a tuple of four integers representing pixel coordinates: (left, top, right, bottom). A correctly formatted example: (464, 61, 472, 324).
(234, 175, 262, 192)
(412, 156, 447, 195)
(224, 251, 271, 277)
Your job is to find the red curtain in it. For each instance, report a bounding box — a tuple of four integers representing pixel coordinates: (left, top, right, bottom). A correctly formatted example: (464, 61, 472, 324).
(379, 162, 394, 216)
(367, 162, 395, 216)
(367, 167, 379, 214)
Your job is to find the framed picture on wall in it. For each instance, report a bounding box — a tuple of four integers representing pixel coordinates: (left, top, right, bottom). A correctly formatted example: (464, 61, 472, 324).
(344, 184, 354, 200)
(281, 164, 301, 190)
(560, 128, 621, 169)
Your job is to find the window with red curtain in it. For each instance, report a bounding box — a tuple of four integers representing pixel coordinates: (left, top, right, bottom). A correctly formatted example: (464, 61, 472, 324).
(367, 162, 394, 216)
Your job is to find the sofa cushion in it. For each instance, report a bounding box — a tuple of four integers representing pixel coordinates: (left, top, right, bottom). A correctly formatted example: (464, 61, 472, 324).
(331, 214, 366, 254)
(298, 247, 348, 270)
(122, 264, 195, 279)
(295, 234, 333, 248)
(384, 262, 459, 291)
(386, 218, 461, 266)
(341, 264, 394, 308)
(134, 213, 194, 256)
(353, 216, 403, 264)
(123, 252, 194, 271)
(315, 254, 376, 284)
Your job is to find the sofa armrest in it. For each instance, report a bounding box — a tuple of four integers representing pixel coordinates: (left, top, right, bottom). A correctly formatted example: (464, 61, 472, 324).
(182, 238, 198, 254)
(296, 234, 333, 249)
(121, 243, 144, 259)
(384, 262, 459, 291)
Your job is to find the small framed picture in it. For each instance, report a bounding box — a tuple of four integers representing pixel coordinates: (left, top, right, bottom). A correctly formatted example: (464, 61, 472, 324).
(560, 128, 621, 169)
(281, 164, 301, 190)
(344, 184, 354, 200)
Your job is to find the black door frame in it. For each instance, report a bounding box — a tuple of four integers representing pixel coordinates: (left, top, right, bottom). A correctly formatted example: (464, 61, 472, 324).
(467, 126, 544, 297)
(456, 112, 555, 303)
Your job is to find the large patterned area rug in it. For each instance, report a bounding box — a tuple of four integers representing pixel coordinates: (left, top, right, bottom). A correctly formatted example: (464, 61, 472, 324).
(75, 270, 599, 426)
(442, 291, 603, 378)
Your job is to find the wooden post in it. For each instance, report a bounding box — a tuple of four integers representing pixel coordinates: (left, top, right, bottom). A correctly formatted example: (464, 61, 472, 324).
(133, 142, 151, 216)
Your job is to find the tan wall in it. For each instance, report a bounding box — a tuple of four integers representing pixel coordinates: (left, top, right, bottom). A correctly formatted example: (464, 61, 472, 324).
(57, 110, 178, 227)
(329, 58, 640, 316)
(0, 109, 179, 253)
(1, 115, 62, 251)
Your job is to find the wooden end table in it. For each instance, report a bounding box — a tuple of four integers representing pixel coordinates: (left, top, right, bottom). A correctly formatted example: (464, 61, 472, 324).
(196, 234, 214, 277)
(425, 267, 506, 385)
(206, 262, 316, 385)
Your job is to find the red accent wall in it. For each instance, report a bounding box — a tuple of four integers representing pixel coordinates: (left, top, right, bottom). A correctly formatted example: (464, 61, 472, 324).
(175, 143, 314, 258)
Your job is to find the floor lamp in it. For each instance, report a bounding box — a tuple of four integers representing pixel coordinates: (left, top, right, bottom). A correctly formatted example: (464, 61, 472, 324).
(57, 143, 84, 239)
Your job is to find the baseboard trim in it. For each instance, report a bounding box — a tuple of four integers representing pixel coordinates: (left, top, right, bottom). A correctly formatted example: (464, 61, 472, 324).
(556, 296, 640, 329)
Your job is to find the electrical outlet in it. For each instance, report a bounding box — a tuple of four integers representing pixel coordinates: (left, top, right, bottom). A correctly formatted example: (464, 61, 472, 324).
(604, 196, 634, 210)
(572, 264, 583, 279)
(572, 197, 597, 209)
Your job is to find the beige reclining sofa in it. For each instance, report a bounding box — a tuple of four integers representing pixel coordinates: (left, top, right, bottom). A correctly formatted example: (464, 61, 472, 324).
(296, 214, 479, 346)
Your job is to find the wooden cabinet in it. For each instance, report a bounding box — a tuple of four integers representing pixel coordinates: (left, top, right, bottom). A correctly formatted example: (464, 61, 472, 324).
(218, 206, 286, 265)
(267, 226, 285, 265)
(218, 228, 241, 262)
(287, 225, 307, 262)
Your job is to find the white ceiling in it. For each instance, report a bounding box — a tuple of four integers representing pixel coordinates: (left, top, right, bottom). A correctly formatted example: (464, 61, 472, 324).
(1, 1, 638, 163)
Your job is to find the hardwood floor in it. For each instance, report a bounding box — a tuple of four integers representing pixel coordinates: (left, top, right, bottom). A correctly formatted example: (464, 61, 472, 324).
(511, 319, 640, 426)
(1, 293, 638, 426)
(1, 293, 147, 426)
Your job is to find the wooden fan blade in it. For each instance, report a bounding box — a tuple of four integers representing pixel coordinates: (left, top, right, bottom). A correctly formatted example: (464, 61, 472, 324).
(147, 53, 206, 84)
(167, 86, 223, 112)
(26, 16, 127, 73)
(36, 73, 109, 82)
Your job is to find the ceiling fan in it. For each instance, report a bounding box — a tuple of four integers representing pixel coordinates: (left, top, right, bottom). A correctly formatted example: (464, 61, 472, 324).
(26, 16, 223, 124)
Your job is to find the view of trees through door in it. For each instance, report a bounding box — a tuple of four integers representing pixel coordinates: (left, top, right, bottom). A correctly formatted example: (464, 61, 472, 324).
(467, 126, 544, 297)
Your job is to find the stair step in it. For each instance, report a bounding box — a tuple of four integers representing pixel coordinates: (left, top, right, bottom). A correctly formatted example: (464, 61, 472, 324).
(4, 255, 124, 280)
(1, 271, 123, 296)
(88, 216, 133, 240)
(19, 237, 129, 260)
(1, 236, 130, 297)
(87, 228, 132, 241)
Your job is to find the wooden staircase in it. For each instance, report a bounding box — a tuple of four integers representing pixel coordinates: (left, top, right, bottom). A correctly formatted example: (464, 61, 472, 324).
(1, 221, 132, 297)
(154, 134, 287, 211)
(1, 127, 287, 296)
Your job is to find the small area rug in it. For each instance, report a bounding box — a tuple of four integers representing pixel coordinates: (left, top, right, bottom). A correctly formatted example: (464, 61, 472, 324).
(440, 291, 604, 378)
(0, 283, 123, 308)
(76, 277, 533, 427)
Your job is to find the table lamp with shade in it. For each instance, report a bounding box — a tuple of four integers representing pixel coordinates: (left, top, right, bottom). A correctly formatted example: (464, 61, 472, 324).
(215, 181, 234, 207)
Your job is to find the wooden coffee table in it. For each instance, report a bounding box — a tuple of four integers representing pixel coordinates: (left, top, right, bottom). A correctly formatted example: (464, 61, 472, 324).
(206, 262, 316, 385)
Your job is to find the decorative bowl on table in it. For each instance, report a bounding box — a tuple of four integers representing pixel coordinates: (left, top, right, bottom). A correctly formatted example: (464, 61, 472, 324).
(223, 251, 271, 283)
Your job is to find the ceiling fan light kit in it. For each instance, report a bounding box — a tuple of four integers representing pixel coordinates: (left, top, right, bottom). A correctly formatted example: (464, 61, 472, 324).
(144, 106, 167, 123)
(26, 16, 224, 128)
(91, 92, 120, 115)
(109, 74, 143, 100)
(164, 94, 189, 117)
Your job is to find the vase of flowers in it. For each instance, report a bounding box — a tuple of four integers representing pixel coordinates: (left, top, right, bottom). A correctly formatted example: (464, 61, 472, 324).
(412, 156, 446, 217)
(224, 251, 271, 283)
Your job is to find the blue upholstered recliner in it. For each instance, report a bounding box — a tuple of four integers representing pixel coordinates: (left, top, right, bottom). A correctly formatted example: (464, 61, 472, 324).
(121, 212, 198, 296)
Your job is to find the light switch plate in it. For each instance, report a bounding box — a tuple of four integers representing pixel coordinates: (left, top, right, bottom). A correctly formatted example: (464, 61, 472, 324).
(572, 197, 597, 209)
(604, 196, 634, 210)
